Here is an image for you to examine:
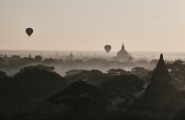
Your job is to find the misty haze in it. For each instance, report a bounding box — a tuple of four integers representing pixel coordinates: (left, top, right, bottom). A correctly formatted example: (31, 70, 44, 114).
(1, 1, 185, 120)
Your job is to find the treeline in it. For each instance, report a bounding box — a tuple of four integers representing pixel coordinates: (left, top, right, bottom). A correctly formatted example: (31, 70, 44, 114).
(1, 56, 185, 119)
(0, 65, 151, 120)
(0, 55, 157, 76)
(0, 64, 185, 120)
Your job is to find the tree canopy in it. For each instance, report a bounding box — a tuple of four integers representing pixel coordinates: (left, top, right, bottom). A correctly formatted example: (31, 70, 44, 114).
(48, 80, 102, 113)
(100, 75, 144, 106)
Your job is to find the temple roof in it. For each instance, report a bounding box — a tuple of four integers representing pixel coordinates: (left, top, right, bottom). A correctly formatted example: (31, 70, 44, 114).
(121, 43, 125, 50)
(155, 54, 168, 73)
(151, 53, 171, 85)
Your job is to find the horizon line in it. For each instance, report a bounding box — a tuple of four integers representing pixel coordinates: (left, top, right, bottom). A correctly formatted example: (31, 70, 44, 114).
(0, 49, 185, 53)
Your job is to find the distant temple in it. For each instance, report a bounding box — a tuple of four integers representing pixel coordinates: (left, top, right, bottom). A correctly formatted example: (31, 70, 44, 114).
(117, 43, 132, 61)
(3, 54, 9, 64)
(55, 52, 58, 56)
(127, 54, 133, 62)
(28, 53, 31, 58)
(68, 53, 74, 61)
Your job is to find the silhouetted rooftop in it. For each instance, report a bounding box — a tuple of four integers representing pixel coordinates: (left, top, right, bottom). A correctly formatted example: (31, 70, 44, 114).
(155, 54, 168, 74)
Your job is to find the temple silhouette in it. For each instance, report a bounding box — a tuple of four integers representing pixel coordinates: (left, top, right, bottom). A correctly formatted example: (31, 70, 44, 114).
(134, 54, 177, 112)
(116, 43, 133, 61)
(67, 53, 74, 60)
(127, 54, 133, 62)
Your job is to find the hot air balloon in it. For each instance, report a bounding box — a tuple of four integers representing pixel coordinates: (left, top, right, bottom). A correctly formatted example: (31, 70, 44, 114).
(104, 45, 111, 53)
(26, 28, 33, 37)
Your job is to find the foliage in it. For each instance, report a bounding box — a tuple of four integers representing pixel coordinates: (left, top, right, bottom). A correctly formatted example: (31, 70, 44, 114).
(167, 60, 185, 88)
(65, 69, 85, 76)
(48, 111, 164, 120)
(131, 67, 151, 83)
(48, 80, 102, 113)
(11, 55, 21, 60)
(174, 108, 185, 120)
(34, 55, 43, 61)
(107, 69, 131, 75)
(131, 67, 149, 78)
(19, 64, 55, 72)
(0, 57, 5, 65)
(100, 75, 144, 106)
(0, 71, 7, 78)
(65, 70, 112, 86)
(14, 68, 66, 98)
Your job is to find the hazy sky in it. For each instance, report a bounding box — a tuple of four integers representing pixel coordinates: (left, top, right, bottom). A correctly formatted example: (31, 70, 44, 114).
(0, 0, 185, 52)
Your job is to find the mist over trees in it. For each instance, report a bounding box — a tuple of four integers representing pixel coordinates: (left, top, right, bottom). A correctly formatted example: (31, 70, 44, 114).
(0, 54, 185, 120)
(0, 54, 156, 76)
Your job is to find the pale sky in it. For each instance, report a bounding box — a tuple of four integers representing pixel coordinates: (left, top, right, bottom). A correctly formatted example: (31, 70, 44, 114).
(0, 0, 185, 52)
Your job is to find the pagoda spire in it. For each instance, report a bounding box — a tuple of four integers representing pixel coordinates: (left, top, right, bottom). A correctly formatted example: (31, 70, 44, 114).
(151, 53, 170, 84)
(122, 42, 125, 50)
(155, 54, 168, 73)
(141, 53, 177, 111)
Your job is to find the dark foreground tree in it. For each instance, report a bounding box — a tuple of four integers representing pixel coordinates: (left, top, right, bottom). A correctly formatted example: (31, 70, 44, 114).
(0, 66, 67, 116)
(48, 80, 102, 113)
(174, 108, 185, 120)
(65, 70, 112, 87)
(0, 71, 7, 78)
(100, 75, 144, 107)
(13, 67, 66, 98)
